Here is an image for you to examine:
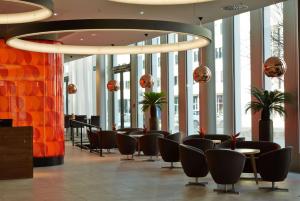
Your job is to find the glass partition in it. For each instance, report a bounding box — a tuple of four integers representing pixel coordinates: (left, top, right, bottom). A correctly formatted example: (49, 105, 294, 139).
(234, 12, 252, 140)
(264, 3, 285, 147)
(214, 19, 224, 134)
(168, 33, 179, 133)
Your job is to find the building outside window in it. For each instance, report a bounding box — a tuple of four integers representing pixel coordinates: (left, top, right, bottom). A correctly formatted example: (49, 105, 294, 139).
(234, 12, 252, 140)
(168, 33, 179, 132)
(215, 19, 224, 133)
(264, 2, 285, 147)
(137, 41, 146, 128)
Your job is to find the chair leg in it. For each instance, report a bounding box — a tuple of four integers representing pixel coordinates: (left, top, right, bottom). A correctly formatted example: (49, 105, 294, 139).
(143, 155, 156, 162)
(214, 184, 239, 194)
(162, 162, 181, 169)
(259, 182, 289, 192)
(121, 155, 134, 161)
(185, 177, 208, 186)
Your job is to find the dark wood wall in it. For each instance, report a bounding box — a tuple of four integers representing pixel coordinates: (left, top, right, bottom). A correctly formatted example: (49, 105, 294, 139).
(0, 127, 33, 180)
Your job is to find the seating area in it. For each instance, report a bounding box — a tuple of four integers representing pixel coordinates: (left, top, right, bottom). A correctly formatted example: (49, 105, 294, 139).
(71, 126, 293, 194)
(0, 0, 299, 201)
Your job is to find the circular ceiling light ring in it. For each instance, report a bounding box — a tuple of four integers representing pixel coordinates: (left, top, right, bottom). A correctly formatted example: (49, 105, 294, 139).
(0, 0, 53, 24)
(6, 19, 212, 55)
(109, 0, 216, 5)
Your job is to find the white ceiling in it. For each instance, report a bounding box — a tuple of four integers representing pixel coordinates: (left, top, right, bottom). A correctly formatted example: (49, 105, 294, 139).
(48, 0, 284, 46)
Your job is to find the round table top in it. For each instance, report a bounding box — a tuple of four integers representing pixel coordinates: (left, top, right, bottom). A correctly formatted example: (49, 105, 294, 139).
(234, 148, 260, 155)
(129, 134, 144, 138)
(117, 131, 127, 134)
(212, 140, 221, 144)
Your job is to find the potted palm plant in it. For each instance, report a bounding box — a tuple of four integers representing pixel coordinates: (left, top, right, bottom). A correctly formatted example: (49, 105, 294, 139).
(245, 87, 290, 141)
(139, 92, 166, 130)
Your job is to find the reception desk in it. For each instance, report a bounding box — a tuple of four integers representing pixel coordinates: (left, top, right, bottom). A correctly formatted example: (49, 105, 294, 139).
(0, 127, 33, 180)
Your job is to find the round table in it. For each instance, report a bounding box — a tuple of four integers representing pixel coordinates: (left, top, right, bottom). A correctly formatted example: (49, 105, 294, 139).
(117, 131, 127, 134)
(234, 148, 260, 184)
(129, 134, 145, 155)
(212, 140, 221, 144)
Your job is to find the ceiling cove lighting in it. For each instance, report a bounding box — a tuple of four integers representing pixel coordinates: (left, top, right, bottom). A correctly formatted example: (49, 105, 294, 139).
(6, 19, 212, 55)
(0, 0, 53, 24)
(109, 0, 216, 5)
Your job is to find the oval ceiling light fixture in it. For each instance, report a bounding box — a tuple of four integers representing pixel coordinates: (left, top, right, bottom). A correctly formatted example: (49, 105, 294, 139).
(6, 19, 212, 55)
(0, 0, 53, 24)
(108, 0, 215, 5)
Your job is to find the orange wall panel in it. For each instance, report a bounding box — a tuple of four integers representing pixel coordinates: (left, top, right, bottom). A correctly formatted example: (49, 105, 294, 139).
(0, 40, 64, 161)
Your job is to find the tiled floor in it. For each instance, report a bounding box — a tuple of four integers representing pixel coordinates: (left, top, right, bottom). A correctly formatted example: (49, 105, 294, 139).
(0, 143, 300, 201)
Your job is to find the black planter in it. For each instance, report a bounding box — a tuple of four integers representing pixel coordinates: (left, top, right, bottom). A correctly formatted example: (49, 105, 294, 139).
(149, 105, 158, 130)
(259, 119, 273, 141)
(149, 117, 158, 130)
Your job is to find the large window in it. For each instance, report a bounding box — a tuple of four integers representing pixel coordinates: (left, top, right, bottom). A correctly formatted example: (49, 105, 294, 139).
(152, 37, 162, 129)
(264, 3, 285, 147)
(152, 37, 161, 92)
(113, 73, 121, 128)
(63, 55, 96, 117)
(137, 41, 146, 128)
(187, 34, 200, 134)
(214, 19, 224, 133)
(168, 33, 179, 133)
(191, 48, 200, 134)
(234, 12, 252, 140)
(113, 55, 131, 129)
(123, 71, 131, 127)
(115, 54, 130, 66)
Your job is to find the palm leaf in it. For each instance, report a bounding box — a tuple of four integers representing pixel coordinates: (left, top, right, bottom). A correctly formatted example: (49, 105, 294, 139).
(245, 86, 291, 118)
(139, 92, 167, 112)
(270, 105, 286, 117)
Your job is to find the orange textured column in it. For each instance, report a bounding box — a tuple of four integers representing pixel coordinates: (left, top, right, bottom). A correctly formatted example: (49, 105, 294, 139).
(0, 39, 64, 167)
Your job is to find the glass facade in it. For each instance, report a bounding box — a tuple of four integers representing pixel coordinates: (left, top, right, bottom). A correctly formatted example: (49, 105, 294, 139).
(64, 55, 96, 117)
(214, 19, 224, 134)
(264, 3, 285, 147)
(152, 37, 162, 129)
(168, 33, 179, 133)
(63, 1, 294, 146)
(137, 41, 146, 128)
(234, 12, 252, 140)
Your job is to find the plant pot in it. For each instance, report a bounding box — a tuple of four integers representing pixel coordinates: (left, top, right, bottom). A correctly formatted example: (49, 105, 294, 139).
(149, 117, 158, 130)
(259, 119, 273, 141)
(230, 140, 236, 150)
(149, 105, 158, 130)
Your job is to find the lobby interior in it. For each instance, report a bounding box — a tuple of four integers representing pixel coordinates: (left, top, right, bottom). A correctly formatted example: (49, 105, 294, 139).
(0, 0, 300, 200)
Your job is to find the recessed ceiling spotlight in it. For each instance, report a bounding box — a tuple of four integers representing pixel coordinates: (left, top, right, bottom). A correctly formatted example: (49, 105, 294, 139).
(140, 11, 145, 15)
(222, 4, 248, 11)
(80, 38, 84, 41)
(109, 0, 216, 5)
(91, 33, 97, 36)
(54, 13, 58, 16)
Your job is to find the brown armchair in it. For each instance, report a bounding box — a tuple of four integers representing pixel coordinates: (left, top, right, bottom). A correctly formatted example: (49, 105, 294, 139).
(183, 138, 214, 152)
(206, 149, 245, 194)
(87, 129, 99, 152)
(258, 147, 292, 191)
(158, 137, 180, 168)
(140, 134, 163, 161)
(97, 130, 117, 153)
(217, 141, 281, 173)
(179, 144, 209, 186)
(166, 132, 181, 143)
(116, 134, 137, 160)
(148, 130, 170, 137)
